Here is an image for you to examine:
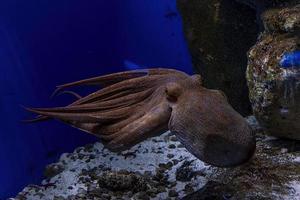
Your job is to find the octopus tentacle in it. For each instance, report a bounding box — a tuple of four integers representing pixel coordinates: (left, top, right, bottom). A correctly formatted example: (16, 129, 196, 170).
(24, 86, 155, 124)
(24, 106, 131, 123)
(52, 70, 149, 96)
(54, 68, 186, 92)
(22, 115, 49, 123)
(68, 88, 154, 111)
(106, 102, 171, 151)
(97, 112, 146, 135)
(26, 87, 153, 123)
(24, 68, 257, 167)
(24, 68, 188, 150)
(28, 89, 152, 114)
(71, 75, 163, 105)
(53, 90, 82, 100)
(76, 88, 158, 136)
(52, 68, 184, 97)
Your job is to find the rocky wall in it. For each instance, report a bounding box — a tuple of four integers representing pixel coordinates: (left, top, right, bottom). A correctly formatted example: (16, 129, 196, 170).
(177, 0, 259, 116)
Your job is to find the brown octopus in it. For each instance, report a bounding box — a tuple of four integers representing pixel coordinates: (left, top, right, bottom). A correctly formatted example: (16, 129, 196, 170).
(25, 68, 255, 167)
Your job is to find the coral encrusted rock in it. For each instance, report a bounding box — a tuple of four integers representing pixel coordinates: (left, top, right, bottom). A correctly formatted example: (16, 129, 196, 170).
(246, 4, 300, 140)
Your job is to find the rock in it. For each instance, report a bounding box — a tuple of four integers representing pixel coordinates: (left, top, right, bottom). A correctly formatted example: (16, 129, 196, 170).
(281, 148, 288, 153)
(13, 132, 208, 199)
(53, 196, 65, 200)
(183, 181, 233, 200)
(246, 4, 300, 140)
(12, 127, 300, 199)
(175, 160, 196, 182)
(235, 0, 300, 9)
(246, 115, 262, 132)
(235, 0, 300, 20)
(134, 191, 150, 200)
(184, 183, 195, 194)
(101, 193, 111, 200)
(168, 189, 178, 197)
(97, 171, 148, 192)
(177, 0, 259, 116)
(262, 4, 300, 33)
(44, 163, 65, 178)
(235, 0, 298, 9)
(183, 135, 300, 200)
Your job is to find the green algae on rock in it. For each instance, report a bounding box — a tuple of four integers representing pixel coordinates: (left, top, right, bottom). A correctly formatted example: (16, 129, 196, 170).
(246, 4, 300, 140)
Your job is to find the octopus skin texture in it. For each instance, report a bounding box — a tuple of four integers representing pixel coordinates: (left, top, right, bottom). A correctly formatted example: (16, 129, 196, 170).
(25, 68, 256, 167)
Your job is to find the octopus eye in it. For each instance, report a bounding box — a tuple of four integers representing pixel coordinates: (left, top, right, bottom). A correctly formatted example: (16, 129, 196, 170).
(165, 82, 182, 102)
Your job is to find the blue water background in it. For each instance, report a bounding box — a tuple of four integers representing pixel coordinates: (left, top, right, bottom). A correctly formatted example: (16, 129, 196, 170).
(0, 0, 192, 198)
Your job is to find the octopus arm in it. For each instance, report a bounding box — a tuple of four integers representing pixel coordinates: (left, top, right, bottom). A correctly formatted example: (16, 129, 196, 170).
(52, 68, 186, 96)
(25, 68, 188, 151)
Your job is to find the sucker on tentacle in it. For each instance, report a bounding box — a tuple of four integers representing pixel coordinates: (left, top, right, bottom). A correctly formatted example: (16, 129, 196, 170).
(24, 68, 256, 167)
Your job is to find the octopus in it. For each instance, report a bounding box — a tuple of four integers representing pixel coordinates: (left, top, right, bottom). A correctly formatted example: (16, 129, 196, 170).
(25, 68, 256, 167)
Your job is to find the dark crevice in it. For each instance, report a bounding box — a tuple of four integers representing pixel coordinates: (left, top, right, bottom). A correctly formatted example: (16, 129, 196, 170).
(177, 0, 260, 116)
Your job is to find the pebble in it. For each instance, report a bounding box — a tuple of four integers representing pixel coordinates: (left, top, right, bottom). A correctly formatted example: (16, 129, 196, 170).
(167, 154, 174, 159)
(184, 183, 194, 194)
(281, 148, 288, 154)
(168, 189, 178, 197)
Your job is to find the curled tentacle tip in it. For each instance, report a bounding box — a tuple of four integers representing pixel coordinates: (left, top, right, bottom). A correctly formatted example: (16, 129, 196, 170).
(20, 104, 34, 112)
(21, 106, 48, 115)
(50, 86, 64, 99)
(21, 117, 44, 123)
(21, 105, 50, 123)
(20, 105, 36, 112)
(22, 115, 50, 123)
(53, 90, 82, 100)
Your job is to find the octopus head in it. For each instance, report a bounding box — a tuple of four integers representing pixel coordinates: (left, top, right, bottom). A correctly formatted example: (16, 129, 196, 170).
(168, 75, 256, 167)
